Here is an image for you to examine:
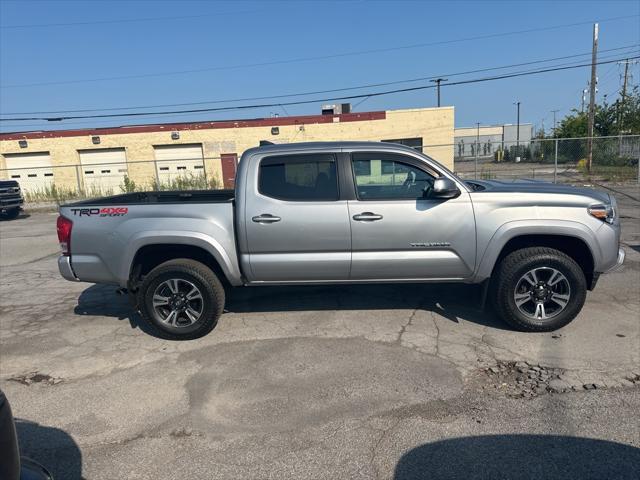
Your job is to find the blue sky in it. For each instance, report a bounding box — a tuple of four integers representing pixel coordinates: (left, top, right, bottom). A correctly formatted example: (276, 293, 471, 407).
(1, 0, 639, 133)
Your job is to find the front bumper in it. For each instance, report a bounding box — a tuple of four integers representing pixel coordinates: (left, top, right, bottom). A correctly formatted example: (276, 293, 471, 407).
(58, 256, 79, 281)
(0, 196, 23, 212)
(604, 247, 625, 273)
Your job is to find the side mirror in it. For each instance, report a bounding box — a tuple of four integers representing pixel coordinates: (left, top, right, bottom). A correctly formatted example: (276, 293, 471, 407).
(431, 178, 460, 199)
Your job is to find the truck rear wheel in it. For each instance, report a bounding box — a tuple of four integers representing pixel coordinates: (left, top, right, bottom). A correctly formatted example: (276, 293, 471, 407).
(137, 259, 225, 340)
(493, 247, 587, 332)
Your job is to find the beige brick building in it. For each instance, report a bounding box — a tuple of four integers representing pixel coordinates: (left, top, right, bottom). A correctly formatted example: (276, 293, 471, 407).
(0, 105, 454, 194)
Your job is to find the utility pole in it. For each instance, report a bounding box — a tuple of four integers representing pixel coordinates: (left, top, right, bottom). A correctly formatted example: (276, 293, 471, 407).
(550, 113, 554, 135)
(586, 23, 599, 173)
(551, 109, 559, 136)
(620, 60, 630, 102)
(617, 59, 638, 129)
(514, 101, 521, 160)
(619, 60, 629, 131)
(430, 78, 448, 107)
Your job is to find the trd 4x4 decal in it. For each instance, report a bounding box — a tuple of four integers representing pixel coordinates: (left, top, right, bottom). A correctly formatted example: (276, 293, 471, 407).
(70, 207, 128, 217)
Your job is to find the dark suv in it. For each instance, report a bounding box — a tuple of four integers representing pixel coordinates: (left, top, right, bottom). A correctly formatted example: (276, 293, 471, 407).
(0, 180, 24, 219)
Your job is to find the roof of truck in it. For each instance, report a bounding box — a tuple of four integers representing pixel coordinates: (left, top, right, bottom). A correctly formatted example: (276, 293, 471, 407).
(254, 141, 419, 152)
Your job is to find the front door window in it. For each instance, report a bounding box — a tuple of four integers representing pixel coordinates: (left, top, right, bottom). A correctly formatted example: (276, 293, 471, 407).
(351, 153, 436, 200)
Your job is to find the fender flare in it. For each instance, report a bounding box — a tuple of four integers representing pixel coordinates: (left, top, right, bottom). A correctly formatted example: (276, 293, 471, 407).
(120, 230, 243, 287)
(473, 219, 601, 281)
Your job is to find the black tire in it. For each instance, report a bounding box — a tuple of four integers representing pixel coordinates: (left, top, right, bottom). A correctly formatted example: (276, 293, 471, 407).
(137, 259, 225, 340)
(492, 247, 587, 332)
(1, 208, 20, 220)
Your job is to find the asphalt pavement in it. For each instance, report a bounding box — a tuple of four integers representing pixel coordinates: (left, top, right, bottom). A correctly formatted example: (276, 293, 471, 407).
(0, 185, 638, 479)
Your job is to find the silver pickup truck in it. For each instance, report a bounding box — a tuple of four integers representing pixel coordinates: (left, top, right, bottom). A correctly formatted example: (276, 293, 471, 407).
(57, 141, 624, 339)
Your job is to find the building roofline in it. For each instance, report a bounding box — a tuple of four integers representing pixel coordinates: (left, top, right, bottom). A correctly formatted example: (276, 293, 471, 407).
(0, 110, 388, 141)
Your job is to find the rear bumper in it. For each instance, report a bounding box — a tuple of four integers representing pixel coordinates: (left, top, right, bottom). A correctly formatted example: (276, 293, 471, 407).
(58, 256, 79, 281)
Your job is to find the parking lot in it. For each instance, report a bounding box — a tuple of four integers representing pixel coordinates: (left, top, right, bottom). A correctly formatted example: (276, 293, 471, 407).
(1, 184, 639, 479)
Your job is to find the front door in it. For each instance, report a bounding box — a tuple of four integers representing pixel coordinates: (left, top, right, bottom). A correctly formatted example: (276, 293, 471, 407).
(347, 152, 476, 280)
(243, 152, 351, 282)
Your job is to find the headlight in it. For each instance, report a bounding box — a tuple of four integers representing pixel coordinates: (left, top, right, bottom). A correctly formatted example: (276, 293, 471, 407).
(588, 204, 615, 224)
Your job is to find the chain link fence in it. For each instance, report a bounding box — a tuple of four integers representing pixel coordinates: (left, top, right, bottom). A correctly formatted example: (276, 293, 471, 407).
(0, 156, 226, 203)
(446, 135, 640, 184)
(1, 135, 638, 203)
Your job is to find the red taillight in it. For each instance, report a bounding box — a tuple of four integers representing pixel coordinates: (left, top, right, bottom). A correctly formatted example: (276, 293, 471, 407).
(56, 215, 72, 256)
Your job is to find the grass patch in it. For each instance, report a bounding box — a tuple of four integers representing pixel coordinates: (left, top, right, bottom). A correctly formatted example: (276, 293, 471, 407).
(149, 173, 221, 191)
(480, 167, 496, 180)
(577, 161, 638, 182)
(24, 184, 113, 204)
(23, 173, 223, 203)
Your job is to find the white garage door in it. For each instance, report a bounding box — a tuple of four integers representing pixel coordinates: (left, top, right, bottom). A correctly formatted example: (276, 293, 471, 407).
(3, 152, 54, 193)
(154, 144, 205, 184)
(79, 148, 128, 194)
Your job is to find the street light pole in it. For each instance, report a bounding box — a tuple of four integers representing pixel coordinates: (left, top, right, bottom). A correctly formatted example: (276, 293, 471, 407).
(514, 101, 521, 160)
(430, 78, 448, 107)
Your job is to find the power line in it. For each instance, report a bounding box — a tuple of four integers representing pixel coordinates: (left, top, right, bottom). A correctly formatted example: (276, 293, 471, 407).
(2, 14, 638, 89)
(3, 44, 637, 116)
(2, 55, 637, 124)
(0, 9, 266, 29)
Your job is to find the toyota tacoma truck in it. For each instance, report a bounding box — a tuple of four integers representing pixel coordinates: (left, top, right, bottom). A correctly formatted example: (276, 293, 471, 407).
(56, 141, 624, 339)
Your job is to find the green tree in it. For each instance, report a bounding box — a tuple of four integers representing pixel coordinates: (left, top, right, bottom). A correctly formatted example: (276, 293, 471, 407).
(618, 86, 640, 133)
(553, 87, 640, 138)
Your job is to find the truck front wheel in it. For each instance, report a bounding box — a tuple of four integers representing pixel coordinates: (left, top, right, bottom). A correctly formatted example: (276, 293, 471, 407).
(1, 208, 20, 220)
(493, 247, 587, 332)
(137, 259, 225, 340)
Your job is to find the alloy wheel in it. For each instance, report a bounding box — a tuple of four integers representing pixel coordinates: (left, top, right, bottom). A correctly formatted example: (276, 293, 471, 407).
(513, 267, 571, 320)
(151, 278, 204, 327)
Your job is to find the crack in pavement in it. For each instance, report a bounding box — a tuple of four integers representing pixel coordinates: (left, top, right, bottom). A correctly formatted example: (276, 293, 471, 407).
(369, 417, 402, 480)
(394, 301, 424, 347)
(430, 310, 441, 357)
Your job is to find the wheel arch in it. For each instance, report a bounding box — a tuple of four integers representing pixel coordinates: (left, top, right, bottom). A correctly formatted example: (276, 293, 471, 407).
(476, 221, 599, 289)
(124, 235, 242, 289)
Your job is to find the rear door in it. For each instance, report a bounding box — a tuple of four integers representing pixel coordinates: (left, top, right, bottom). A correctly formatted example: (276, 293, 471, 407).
(243, 152, 351, 282)
(347, 151, 476, 280)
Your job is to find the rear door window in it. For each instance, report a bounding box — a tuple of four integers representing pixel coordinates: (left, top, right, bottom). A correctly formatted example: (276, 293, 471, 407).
(259, 154, 339, 201)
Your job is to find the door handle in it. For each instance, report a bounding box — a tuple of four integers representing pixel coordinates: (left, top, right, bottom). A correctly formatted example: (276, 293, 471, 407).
(352, 212, 383, 221)
(252, 214, 281, 223)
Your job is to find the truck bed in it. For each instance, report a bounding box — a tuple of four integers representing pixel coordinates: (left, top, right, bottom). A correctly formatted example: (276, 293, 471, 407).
(63, 189, 235, 206)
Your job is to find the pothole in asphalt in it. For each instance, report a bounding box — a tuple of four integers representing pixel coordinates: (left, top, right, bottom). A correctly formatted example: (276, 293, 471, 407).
(478, 361, 565, 398)
(8, 372, 63, 386)
(476, 361, 640, 398)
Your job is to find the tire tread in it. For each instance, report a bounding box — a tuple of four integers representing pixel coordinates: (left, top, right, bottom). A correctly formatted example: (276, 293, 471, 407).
(493, 247, 587, 332)
(137, 258, 225, 340)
